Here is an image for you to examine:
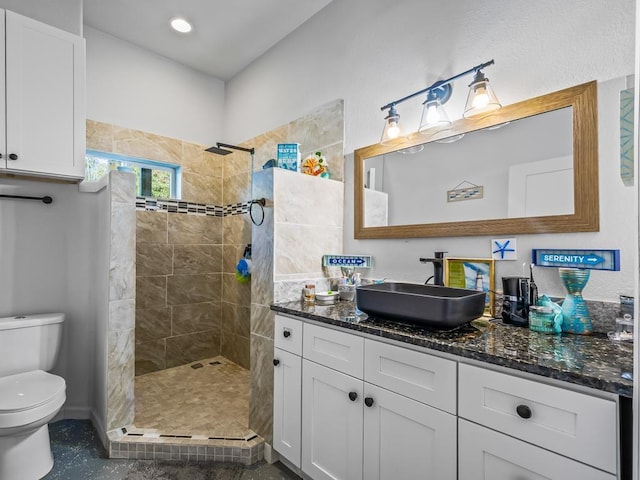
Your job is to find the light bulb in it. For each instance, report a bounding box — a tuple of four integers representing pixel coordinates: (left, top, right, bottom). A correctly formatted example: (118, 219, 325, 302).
(472, 84, 490, 109)
(425, 104, 440, 125)
(387, 121, 400, 139)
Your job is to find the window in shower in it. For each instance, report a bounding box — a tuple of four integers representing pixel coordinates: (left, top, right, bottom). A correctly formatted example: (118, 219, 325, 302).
(85, 150, 181, 199)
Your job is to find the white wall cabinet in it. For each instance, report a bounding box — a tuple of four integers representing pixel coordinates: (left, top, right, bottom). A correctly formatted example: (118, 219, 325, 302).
(0, 10, 85, 180)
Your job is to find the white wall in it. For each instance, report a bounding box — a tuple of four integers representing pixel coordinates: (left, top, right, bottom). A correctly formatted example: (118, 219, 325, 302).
(226, 0, 636, 303)
(0, 179, 98, 417)
(85, 26, 225, 146)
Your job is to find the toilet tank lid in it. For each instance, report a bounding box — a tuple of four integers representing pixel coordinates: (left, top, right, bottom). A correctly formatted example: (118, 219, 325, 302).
(0, 313, 65, 331)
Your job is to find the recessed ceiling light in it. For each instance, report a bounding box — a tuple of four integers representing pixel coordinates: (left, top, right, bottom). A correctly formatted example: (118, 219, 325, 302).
(170, 17, 193, 34)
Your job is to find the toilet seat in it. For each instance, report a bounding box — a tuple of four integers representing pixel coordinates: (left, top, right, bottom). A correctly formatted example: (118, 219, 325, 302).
(0, 371, 65, 430)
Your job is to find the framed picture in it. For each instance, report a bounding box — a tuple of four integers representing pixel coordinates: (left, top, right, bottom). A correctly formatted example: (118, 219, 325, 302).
(444, 257, 495, 316)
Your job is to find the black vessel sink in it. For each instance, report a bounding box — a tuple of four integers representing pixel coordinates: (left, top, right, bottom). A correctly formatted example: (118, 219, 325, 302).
(356, 282, 486, 328)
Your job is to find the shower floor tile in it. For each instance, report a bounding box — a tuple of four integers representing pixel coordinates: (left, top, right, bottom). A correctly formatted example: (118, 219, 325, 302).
(134, 356, 252, 438)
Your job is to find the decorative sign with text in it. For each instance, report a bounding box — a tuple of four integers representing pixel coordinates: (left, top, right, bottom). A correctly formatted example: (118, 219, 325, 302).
(532, 249, 620, 271)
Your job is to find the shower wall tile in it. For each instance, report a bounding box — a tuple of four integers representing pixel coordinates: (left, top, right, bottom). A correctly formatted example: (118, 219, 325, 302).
(182, 142, 223, 178)
(168, 214, 222, 245)
(135, 339, 166, 375)
(181, 172, 223, 205)
(107, 328, 135, 430)
(136, 306, 172, 343)
(223, 171, 251, 205)
(172, 302, 221, 335)
(222, 244, 246, 274)
(250, 304, 274, 339)
(166, 330, 221, 368)
(173, 244, 222, 275)
(137, 244, 173, 276)
(109, 203, 136, 301)
(86, 120, 114, 152)
(112, 126, 183, 165)
(223, 150, 252, 178)
(251, 125, 288, 172)
(167, 273, 222, 305)
(274, 170, 344, 226)
(109, 298, 136, 331)
(222, 215, 252, 245)
(288, 100, 344, 160)
(111, 171, 137, 204)
(136, 211, 168, 244)
(136, 276, 167, 309)
(274, 224, 343, 278)
(249, 333, 274, 444)
(221, 330, 250, 369)
(223, 273, 251, 306)
(222, 301, 251, 337)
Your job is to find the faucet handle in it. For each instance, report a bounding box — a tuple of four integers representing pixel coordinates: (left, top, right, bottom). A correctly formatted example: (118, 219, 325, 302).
(434, 251, 447, 259)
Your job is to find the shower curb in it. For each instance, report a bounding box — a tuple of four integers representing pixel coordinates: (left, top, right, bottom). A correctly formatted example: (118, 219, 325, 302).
(107, 425, 264, 465)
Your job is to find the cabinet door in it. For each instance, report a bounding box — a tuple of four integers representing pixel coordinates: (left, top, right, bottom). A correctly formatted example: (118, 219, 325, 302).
(302, 359, 363, 480)
(363, 383, 456, 480)
(273, 348, 302, 468)
(5, 11, 85, 179)
(0, 10, 5, 161)
(459, 419, 616, 480)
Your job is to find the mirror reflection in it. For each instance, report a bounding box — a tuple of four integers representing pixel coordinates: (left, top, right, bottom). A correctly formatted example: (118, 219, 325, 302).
(364, 108, 574, 227)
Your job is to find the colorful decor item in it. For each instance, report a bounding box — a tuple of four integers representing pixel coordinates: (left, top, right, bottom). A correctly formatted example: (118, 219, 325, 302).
(559, 267, 592, 335)
(301, 151, 330, 178)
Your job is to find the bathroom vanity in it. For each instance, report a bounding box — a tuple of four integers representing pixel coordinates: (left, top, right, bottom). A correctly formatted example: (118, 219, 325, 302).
(271, 301, 632, 480)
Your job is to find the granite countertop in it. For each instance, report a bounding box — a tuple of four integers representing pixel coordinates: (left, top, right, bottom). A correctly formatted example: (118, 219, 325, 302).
(271, 300, 634, 398)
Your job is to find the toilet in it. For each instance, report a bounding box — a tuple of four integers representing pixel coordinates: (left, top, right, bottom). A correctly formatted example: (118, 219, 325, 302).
(0, 313, 66, 480)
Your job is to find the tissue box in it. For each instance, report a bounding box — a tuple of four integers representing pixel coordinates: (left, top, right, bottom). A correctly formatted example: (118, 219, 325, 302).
(277, 143, 301, 171)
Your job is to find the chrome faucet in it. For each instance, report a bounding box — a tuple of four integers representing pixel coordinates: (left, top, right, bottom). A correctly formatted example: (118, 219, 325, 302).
(419, 251, 447, 286)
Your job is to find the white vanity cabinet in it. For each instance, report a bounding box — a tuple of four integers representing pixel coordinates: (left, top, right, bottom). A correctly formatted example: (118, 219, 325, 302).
(273, 316, 303, 467)
(293, 320, 457, 480)
(273, 314, 622, 480)
(0, 10, 85, 180)
(458, 363, 618, 479)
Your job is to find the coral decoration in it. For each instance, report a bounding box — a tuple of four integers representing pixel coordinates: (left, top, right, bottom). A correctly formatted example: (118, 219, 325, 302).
(301, 151, 330, 178)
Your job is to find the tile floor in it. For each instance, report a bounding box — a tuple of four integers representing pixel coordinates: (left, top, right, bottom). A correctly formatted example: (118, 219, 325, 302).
(110, 356, 261, 463)
(134, 356, 252, 438)
(44, 419, 301, 480)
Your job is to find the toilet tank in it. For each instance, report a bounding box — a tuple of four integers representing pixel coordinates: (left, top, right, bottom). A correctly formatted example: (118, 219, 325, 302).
(0, 313, 64, 377)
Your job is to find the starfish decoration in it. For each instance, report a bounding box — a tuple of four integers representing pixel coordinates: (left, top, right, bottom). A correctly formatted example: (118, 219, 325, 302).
(493, 240, 515, 259)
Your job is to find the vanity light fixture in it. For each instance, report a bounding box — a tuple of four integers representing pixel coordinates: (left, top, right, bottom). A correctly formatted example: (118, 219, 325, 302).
(380, 59, 500, 144)
(380, 105, 401, 145)
(170, 17, 193, 34)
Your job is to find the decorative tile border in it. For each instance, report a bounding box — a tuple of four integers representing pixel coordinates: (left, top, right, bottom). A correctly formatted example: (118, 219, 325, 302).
(108, 426, 264, 465)
(135, 196, 251, 217)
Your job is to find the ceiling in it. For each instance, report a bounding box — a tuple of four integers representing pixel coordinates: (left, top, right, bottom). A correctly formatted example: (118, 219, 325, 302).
(83, 0, 334, 81)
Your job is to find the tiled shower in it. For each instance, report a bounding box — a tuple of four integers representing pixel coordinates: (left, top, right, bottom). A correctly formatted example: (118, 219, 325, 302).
(90, 98, 345, 451)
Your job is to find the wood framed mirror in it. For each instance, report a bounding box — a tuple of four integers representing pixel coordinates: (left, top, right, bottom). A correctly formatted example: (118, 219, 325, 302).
(354, 81, 598, 239)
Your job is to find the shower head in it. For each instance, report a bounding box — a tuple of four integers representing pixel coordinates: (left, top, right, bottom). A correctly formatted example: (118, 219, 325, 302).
(205, 142, 255, 155)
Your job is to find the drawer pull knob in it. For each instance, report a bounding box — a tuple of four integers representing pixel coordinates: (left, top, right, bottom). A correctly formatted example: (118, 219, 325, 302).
(273, 359, 280, 366)
(8, 153, 18, 160)
(348, 391, 358, 402)
(364, 397, 374, 407)
(283, 330, 291, 338)
(516, 404, 532, 419)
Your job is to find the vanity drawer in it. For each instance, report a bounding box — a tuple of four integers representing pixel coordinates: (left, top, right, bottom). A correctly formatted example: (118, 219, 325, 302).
(458, 363, 617, 474)
(364, 340, 457, 414)
(303, 323, 364, 378)
(275, 315, 303, 355)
